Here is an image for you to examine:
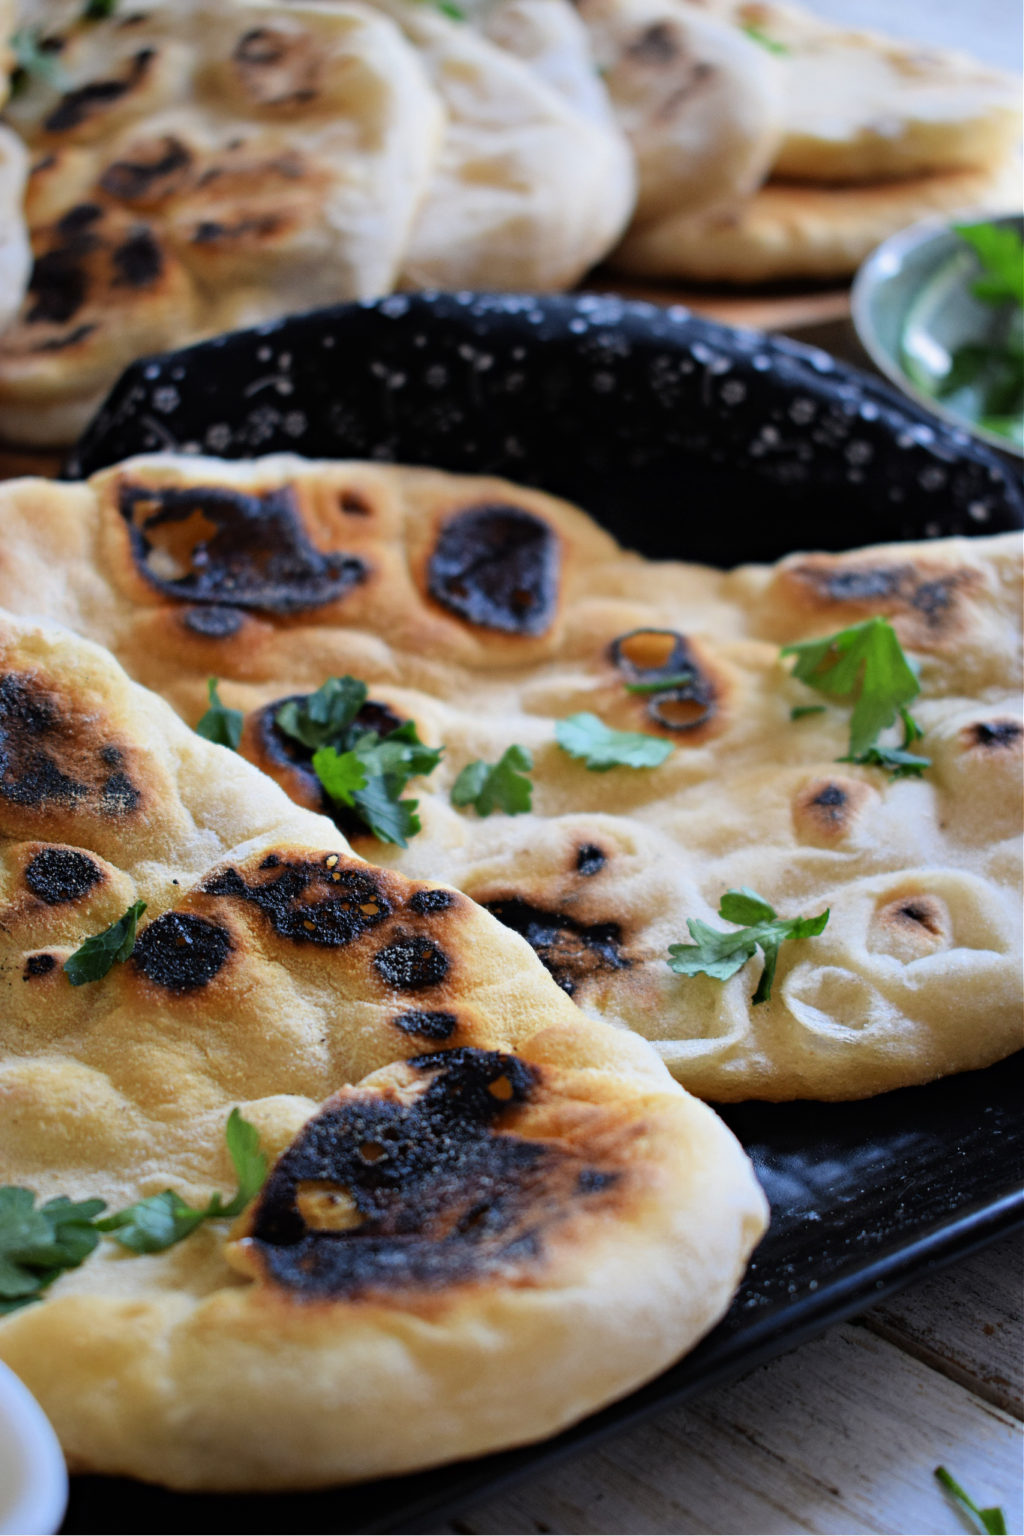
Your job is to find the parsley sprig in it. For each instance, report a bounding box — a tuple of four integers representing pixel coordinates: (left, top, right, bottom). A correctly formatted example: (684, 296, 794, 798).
(741, 22, 789, 53)
(63, 900, 146, 986)
(668, 888, 829, 1005)
(276, 677, 442, 846)
(935, 1467, 1008, 1536)
(9, 27, 71, 95)
(195, 678, 243, 750)
(0, 1111, 267, 1312)
(782, 616, 930, 778)
(555, 712, 674, 771)
(954, 221, 1024, 310)
(451, 746, 533, 817)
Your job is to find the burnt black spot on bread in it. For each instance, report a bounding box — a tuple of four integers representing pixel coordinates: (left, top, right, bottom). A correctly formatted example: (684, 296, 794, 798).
(374, 936, 449, 991)
(970, 720, 1021, 749)
(897, 901, 941, 932)
(203, 855, 391, 946)
(24, 847, 102, 905)
(792, 561, 979, 635)
(132, 911, 232, 992)
(34, 322, 97, 352)
(23, 953, 56, 980)
(610, 629, 716, 731)
(111, 227, 163, 288)
(44, 49, 155, 134)
(393, 1009, 458, 1040)
(245, 1048, 617, 1299)
(181, 605, 245, 638)
(575, 844, 606, 876)
(118, 482, 367, 613)
(191, 215, 283, 245)
(26, 248, 89, 326)
(100, 136, 193, 201)
(0, 673, 142, 819)
(57, 204, 103, 235)
(407, 889, 454, 916)
(235, 28, 288, 66)
(484, 898, 628, 996)
(428, 505, 560, 635)
(627, 21, 678, 62)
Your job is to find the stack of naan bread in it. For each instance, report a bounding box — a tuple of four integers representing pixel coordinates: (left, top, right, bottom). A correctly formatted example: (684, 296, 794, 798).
(0, 0, 1018, 444)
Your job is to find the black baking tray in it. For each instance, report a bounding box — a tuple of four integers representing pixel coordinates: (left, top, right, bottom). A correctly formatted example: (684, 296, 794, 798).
(61, 294, 1024, 1534)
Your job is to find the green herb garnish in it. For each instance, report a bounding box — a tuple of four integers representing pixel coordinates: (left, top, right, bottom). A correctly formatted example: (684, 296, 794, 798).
(451, 745, 533, 817)
(954, 221, 1024, 310)
(276, 678, 442, 846)
(623, 672, 697, 695)
(0, 1191, 106, 1315)
(668, 888, 829, 1005)
(782, 616, 930, 778)
(0, 1111, 268, 1310)
(790, 704, 827, 721)
(555, 712, 674, 771)
(83, 0, 119, 16)
(63, 899, 146, 987)
(935, 1467, 1008, 1535)
(741, 22, 789, 53)
(98, 1109, 267, 1253)
(195, 678, 243, 750)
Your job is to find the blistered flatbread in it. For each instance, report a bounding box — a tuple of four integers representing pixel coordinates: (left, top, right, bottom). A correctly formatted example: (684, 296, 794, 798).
(0, 608, 766, 1488)
(572, 0, 782, 225)
(0, 456, 1019, 1102)
(611, 159, 1023, 283)
(0, 0, 443, 446)
(720, 1, 1023, 183)
(0, 125, 29, 332)
(368, 0, 635, 293)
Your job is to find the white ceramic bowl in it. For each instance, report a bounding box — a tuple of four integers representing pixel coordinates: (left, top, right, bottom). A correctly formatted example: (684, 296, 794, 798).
(0, 1360, 67, 1536)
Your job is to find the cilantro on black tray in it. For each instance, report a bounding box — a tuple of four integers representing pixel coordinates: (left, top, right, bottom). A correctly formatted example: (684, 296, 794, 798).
(63, 899, 146, 986)
(668, 888, 829, 1005)
(451, 745, 533, 817)
(0, 1111, 268, 1311)
(783, 615, 930, 778)
(276, 676, 442, 846)
(555, 712, 674, 771)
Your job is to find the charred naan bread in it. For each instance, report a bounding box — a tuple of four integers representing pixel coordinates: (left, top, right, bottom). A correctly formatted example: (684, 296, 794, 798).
(368, 0, 635, 294)
(0, 0, 443, 446)
(0, 609, 766, 1489)
(0, 456, 1020, 1103)
(719, 1, 1023, 183)
(571, 0, 782, 226)
(0, 124, 29, 332)
(612, 159, 1023, 283)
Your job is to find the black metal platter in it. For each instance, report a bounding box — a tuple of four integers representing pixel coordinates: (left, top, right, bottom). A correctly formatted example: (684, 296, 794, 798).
(61, 294, 1024, 1534)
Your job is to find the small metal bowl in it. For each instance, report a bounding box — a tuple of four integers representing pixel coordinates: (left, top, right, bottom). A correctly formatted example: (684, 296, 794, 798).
(852, 208, 1023, 458)
(0, 1360, 67, 1536)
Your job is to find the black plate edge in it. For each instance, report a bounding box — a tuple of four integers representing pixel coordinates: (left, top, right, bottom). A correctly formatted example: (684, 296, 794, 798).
(370, 1190, 1024, 1534)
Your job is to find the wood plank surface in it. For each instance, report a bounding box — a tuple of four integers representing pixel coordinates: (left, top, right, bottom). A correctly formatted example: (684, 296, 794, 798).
(440, 1234, 1023, 1536)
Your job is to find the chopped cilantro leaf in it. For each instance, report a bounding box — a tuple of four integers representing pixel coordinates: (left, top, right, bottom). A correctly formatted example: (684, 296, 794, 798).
(668, 887, 829, 1005)
(782, 615, 930, 772)
(790, 704, 827, 720)
(555, 712, 674, 771)
(63, 900, 146, 987)
(83, 0, 118, 16)
(741, 22, 789, 53)
(451, 745, 533, 817)
(935, 1467, 1008, 1535)
(841, 705, 929, 779)
(624, 672, 698, 695)
(275, 676, 367, 752)
(954, 221, 1024, 310)
(0, 1190, 106, 1313)
(97, 1108, 268, 1254)
(277, 677, 441, 845)
(195, 678, 243, 750)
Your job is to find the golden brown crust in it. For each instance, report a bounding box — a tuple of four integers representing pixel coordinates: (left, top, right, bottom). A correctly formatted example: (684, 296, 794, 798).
(0, 609, 767, 1489)
(0, 455, 1019, 1103)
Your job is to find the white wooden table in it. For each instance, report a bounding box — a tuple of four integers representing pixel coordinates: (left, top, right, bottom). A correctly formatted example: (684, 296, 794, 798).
(438, 1234, 1023, 1535)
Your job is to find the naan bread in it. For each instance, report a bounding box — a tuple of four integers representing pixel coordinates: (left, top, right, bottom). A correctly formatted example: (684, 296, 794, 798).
(0, 0, 443, 446)
(611, 160, 1023, 283)
(0, 608, 766, 1488)
(0, 456, 1020, 1103)
(571, 0, 783, 226)
(719, 1, 1023, 183)
(0, 125, 29, 332)
(367, 0, 635, 293)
